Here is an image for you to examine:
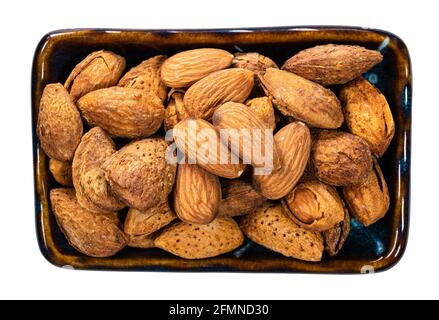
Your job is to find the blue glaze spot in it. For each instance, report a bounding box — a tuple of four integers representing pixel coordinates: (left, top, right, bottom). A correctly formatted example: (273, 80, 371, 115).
(401, 84, 411, 118)
(233, 239, 253, 258)
(375, 240, 385, 256)
(399, 157, 409, 176)
(367, 73, 378, 84)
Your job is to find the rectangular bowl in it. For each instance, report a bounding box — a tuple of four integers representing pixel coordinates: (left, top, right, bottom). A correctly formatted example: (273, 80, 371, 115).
(32, 27, 411, 273)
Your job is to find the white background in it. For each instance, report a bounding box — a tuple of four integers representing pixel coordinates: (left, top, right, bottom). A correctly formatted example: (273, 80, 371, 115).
(0, 0, 437, 300)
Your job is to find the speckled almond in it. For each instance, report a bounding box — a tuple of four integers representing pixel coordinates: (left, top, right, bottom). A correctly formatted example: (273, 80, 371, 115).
(154, 217, 244, 259)
(50, 188, 127, 258)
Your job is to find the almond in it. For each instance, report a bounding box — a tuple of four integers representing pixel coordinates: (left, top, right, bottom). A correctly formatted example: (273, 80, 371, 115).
(124, 201, 176, 236)
(128, 234, 156, 249)
(164, 90, 189, 131)
(239, 203, 324, 262)
(77, 87, 165, 138)
(37, 83, 83, 161)
(173, 118, 246, 179)
(339, 77, 395, 157)
(245, 96, 276, 130)
(154, 217, 244, 259)
(218, 179, 267, 217)
(64, 50, 126, 101)
(260, 68, 343, 128)
(322, 206, 350, 256)
(184, 68, 254, 120)
(174, 164, 221, 224)
(212, 102, 281, 172)
(161, 48, 233, 88)
(282, 180, 345, 232)
(49, 188, 127, 258)
(311, 130, 372, 186)
(282, 44, 383, 86)
(103, 138, 177, 211)
(253, 121, 311, 200)
(118, 55, 168, 102)
(232, 52, 278, 77)
(72, 127, 125, 213)
(342, 157, 389, 226)
(49, 159, 72, 186)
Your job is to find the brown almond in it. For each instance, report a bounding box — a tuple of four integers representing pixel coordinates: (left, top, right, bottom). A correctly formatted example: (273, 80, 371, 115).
(49, 188, 127, 258)
(212, 102, 281, 172)
(77, 87, 164, 138)
(164, 90, 189, 131)
(184, 68, 254, 120)
(253, 121, 311, 200)
(49, 159, 72, 186)
(37, 83, 83, 161)
(312, 130, 373, 186)
(161, 48, 233, 88)
(282, 44, 383, 86)
(339, 77, 395, 157)
(128, 234, 156, 249)
(342, 157, 390, 226)
(322, 206, 350, 256)
(232, 52, 278, 77)
(174, 164, 221, 224)
(103, 138, 177, 211)
(239, 203, 324, 262)
(64, 50, 126, 101)
(245, 97, 276, 130)
(154, 217, 244, 259)
(118, 55, 168, 102)
(173, 118, 246, 179)
(260, 68, 343, 128)
(218, 179, 267, 217)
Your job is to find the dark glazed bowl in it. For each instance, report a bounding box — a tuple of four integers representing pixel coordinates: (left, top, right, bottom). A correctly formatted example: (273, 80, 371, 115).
(32, 27, 411, 273)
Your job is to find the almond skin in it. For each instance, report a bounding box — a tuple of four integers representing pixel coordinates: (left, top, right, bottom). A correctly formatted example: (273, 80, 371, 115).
(161, 48, 234, 88)
(174, 164, 221, 224)
(282, 44, 383, 86)
(282, 180, 345, 232)
(50, 188, 127, 258)
(128, 234, 156, 249)
(173, 118, 246, 179)
(154, 217, 244, 259)
(72, 127, 125, 213)
(103, 138, 176, 211)
(184, 68, 254, 120)
(232, 52, 278, 77)
(118, 55, 168, 102)
(322, 206, 350, 256)
(64, 50, 126, 101)
(339, 77, 395, 157)
(240, 203, 324, 262)
(164, 91, 189, 131)
(218, 179, 267, 217)
(49, 159, 72, 186)
(245, 97, 276, 130)
(253, 121, 311, 200)
(37, 83, 83, 161)
(77, 87, 165, 138)
(342, 157, 389, 226)
(311, 130, 373, 186)
(124, 201, 176, 236)
(260, 68, 343, 129)
(212, 102, 281, 172)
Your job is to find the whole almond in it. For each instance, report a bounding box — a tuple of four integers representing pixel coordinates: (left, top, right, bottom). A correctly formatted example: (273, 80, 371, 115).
(103, 138, 176, 211)
(37, 83, 83, 161)
(232, 52, 278, 77)
(282, 44, 383, 86)
(50, 188, 127, 258)
(253, 121, 311, 200)
(164, 91, 189, 131)
(282, 180, 345, 232)
(118, 55, 168, 102)
(124, 201, 176, 236)
(312, 130, 372, 186)
(72, 127, 125, 213)
(154, 217, 244, 259)
(161, 48, 233, 88)
(339, 77, 395, 157)
(322, 206, 350, 256)
(218, 179, 267, 217)
(77, 87, 165, 138)
(239, 203, 324, 262)
(212, 102, 281, 172)
(245, 97, 276, 130)
(260, 68, 343, 128)
(128, 234, 156, 249)
(173, 118, 246, 179)
(342, 157, 389, 226)
(49, 159, 72, 186)
(64, 50, 126, 101)
(174, 164, 221, 224)
(184, 68, 254, 120)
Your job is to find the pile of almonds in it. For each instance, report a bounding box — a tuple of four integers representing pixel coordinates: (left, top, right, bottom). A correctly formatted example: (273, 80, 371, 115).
(38, 45, 394, 262)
